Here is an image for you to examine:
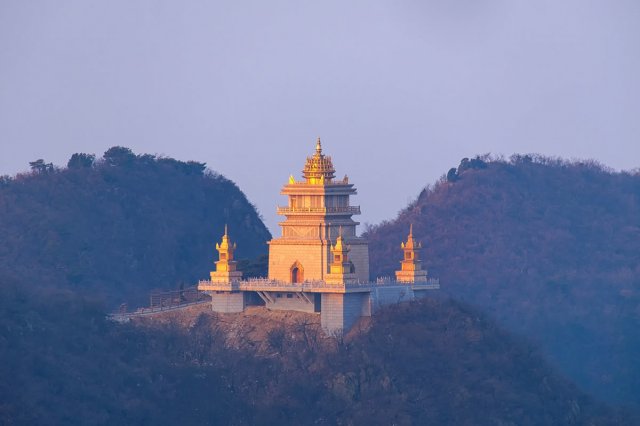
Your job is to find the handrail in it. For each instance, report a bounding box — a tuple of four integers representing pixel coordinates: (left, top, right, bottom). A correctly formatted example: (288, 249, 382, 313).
(107, 299, 211, 321)
(277, 206, 361, 214)
(198, 277, 440, 290)
(376, 276, 440, 285)
(286, 179, 350, 186)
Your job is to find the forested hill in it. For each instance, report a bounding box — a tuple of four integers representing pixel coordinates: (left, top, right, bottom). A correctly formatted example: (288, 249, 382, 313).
(0, 147, 271, 305)
(366, 155, 640, 406)
(1, 279, 633, 425)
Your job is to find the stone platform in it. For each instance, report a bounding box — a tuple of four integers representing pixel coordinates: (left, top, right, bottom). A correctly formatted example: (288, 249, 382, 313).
(198, 278, 440, 335)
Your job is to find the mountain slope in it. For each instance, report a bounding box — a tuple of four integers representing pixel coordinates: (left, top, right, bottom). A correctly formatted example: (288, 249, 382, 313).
(1, 278, 631, 425)
(366, 155, 640, 406)
(0, 147, 271, 305)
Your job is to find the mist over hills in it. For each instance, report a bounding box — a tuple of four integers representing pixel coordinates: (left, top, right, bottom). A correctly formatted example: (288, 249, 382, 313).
(366, 154, 640, 406)
(0, 147, 271, 305)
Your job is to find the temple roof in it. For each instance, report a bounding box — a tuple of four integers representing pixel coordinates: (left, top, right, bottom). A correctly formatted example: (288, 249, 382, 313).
(302, 138, 336, 183)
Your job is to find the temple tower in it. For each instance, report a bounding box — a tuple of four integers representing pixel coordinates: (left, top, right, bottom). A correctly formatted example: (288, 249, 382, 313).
(210, 225, 243, 284)
(268, 138, 370, 283)
(395, 224, 428, 283)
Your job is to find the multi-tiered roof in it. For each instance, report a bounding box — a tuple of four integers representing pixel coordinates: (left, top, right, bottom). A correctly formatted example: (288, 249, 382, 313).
(302, 139, 336, 184)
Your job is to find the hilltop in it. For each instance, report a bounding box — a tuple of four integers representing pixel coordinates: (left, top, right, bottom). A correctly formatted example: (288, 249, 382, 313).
(2, 148, 638, 423)
(366, 155, 640, 406)
(0, 147, 271, 305)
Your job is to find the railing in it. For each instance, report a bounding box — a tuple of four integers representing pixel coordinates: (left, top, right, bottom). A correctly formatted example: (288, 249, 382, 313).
(198, 277, 440, 291)
(108, 285, 211, 321)
(108, 299, 211, 322)
(199, 278, 345, 291)
(111, 276, 441, 321)
(376, 276, 440, 287)
(286, 178, 350, 186)
(276, 206, 361, 215)
(149, 285, 207, 308)
(380, 277, 440, 287)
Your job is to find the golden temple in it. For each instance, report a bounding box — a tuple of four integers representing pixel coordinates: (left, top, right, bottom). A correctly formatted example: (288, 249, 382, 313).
(198, 139, 439, 334)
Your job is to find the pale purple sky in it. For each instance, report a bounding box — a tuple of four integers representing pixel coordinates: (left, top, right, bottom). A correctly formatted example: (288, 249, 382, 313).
(1, 1, 638, 233)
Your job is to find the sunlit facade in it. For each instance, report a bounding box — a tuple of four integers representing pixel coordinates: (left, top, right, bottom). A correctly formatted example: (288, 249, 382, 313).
(268, 138, 369, 283)
(198, 139, 439, 334)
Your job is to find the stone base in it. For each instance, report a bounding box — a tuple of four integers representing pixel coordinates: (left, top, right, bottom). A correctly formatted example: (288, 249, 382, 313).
(320, 292, 371, 336)
(205, 282, 438, 335)
(209, 291, 246, 313)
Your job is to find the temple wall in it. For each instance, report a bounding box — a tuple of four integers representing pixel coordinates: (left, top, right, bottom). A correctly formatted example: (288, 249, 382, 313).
(268, 237, 370, 284)
(268, 242, 330, 282)
(209, 291, 246, 313)
(348, 243, 370, 282)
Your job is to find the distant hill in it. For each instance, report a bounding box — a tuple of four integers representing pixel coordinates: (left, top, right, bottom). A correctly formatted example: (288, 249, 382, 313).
(0, 147, 271, 305)
(1, 278, 631, 425)
(366, 155, 640, 406)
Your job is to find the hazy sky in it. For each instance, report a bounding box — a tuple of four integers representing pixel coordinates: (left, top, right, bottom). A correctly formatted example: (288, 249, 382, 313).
(1, 1, 638, 233)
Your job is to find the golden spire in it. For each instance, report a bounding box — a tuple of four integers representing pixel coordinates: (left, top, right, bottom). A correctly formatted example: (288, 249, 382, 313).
(402, 224, 419, 250)
(333, 226, 346, 252)
(210, 225, 242, 282)
(329, 225, 353, 275)
(303, 138, 335, 184)
(395, 225, 428, 283)
(215, 225, 237, 263)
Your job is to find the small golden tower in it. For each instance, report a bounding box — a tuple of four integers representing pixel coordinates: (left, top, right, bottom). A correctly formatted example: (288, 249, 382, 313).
(210, 225, 243, 283)
(325, 227, 358, 285)
(395, 224, 428, 284)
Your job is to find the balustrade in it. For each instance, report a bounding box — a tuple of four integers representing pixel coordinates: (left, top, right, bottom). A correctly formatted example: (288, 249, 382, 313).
(277, 205, 361, 214)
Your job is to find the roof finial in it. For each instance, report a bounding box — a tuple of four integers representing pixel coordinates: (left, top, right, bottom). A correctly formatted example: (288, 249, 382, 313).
(224, 224, 228, 236)
(338, 225, 343, 238)
(409, 223, 413, 237)
(316, 137, 322, 155)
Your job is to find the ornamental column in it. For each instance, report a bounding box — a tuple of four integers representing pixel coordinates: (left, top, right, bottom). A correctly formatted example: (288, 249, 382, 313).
(325, 228, 358, 285)
(210, 225, 243, 284)
(395, 224, 428, 284)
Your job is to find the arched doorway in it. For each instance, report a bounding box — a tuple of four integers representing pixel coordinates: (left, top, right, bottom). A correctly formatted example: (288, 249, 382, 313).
(290, 261, 304, 283)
